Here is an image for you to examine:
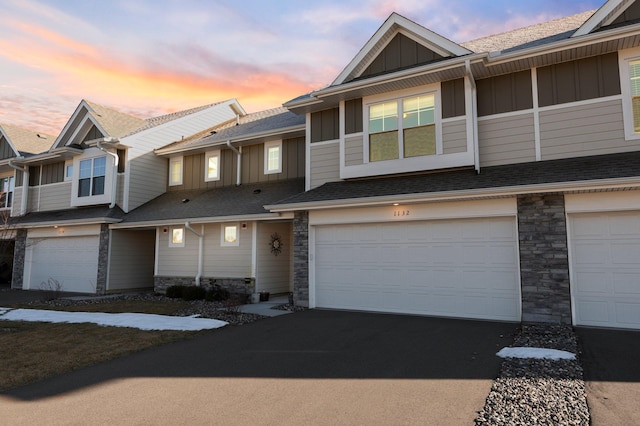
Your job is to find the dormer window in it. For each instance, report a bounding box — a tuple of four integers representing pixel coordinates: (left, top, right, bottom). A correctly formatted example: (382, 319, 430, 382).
(264, 141, 282, 174)
(169, 156, 183, 186)
(78, 156, 106, 197)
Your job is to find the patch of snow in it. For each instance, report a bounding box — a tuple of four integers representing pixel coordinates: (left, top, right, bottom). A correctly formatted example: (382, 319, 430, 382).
(497, 346, 576, 360)
(0, 308, 227, 331)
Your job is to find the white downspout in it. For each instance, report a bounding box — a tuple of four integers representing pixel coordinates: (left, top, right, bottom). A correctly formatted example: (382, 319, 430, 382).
(8, 157, 28, 216)
(97, 138, 119, 208)
(185, 221, 204, 286)
(465, 59, 480, 174)
(226, 140, 241, 186)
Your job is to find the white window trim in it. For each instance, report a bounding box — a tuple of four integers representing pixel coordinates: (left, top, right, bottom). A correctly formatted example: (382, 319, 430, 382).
(0, 174, 14, 210)
(264, 140, 282, 174)
(204, 150, 221, 182)
(221, 223, 239, 247)
(169, 226, 185, 248)
(70, 149, 112, 207)
(169, 156, 183, 186)
(64, 161, 73, 181)
(619, 46, 640, 141)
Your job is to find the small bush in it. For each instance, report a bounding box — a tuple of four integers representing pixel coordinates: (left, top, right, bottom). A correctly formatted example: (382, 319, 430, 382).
(181, 285, 206, 301)
(205, 286, 230, 302)
(165, 285, 185, 299)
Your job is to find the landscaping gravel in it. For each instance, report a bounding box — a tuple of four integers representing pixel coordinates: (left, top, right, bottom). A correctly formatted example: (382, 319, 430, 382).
(475, 324, 589, 425)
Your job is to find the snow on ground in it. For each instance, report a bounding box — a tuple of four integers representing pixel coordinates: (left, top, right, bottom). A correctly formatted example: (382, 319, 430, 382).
(0, 308, 227, 331)
(497, 347, 576, 360)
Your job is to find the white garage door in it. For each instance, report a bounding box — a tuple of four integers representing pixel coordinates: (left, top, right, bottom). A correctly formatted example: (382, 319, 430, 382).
(570, 211, 640, 329)
(25, 236, 100, 293)
(314, 217, 520, 321)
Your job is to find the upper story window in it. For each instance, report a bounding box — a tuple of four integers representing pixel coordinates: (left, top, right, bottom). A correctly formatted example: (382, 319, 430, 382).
(169, 156, 183, 186)
(64, 161, 73, 181)
(619, 47, 640, 140)
(78, 156, 106, 197)
(368, 93, 435, 162)
(0, 176, 14, 209)
(264, 141, 282, 174)
(205, 150, 220, 182)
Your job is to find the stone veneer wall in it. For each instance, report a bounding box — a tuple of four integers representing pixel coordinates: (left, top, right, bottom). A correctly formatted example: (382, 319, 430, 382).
(518, 193, 571, 324)
(154, 276, 253, 296)
(292, 210, 309, 307)
(95, 224, 109, 294)
(11, 228, 27, 289)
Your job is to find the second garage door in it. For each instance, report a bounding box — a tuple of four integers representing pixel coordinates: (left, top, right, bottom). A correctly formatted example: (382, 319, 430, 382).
(25, 236, 100, 293)
(314, 217, 520, 321)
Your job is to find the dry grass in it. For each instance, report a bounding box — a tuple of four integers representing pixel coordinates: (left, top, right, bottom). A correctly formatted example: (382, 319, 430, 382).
(0, 300, 207, 392)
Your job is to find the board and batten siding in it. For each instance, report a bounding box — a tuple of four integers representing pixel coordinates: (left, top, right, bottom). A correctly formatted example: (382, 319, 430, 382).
(539, 99, 627, 160)
(156, 223, 253, 278)
(479, 114, 536, 167)
(345, 135, 364, 166)
(442, 120, 467, 154)
(256, 221, 292, 294)
(310, 142, 340, 189)
(108, 229, 155, 290)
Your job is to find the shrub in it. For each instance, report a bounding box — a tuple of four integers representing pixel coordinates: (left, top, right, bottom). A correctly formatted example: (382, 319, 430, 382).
(205, 285, 230, 302)
(165, 285, 185, 299)
(181, 285, 206, 301)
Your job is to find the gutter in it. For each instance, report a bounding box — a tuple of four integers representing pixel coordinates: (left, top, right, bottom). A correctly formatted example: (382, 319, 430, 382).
(109, 212, 291, 230)
(8, 157, 28, 216)
(97, 137, 119, 208)
(465, 59, 480, 174)
(226, 140, 242, 186)
(185, 221, 204, 286)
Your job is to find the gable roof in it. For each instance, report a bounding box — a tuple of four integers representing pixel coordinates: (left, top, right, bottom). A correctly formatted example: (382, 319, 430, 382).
(573, 0, 634, 37)
(0, 123, 54, 157)
(332, 12, 472, 86)
(156, 107, 305, 155)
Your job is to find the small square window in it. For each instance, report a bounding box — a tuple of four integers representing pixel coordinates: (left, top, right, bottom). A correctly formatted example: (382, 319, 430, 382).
(169, 227, 185, 247)
(205, 150, 220, 182)
(65, 162, 73, 181)
(221, 224, 239, 246)
(264, 140, 282, 174)
(169, 156, 183, 186)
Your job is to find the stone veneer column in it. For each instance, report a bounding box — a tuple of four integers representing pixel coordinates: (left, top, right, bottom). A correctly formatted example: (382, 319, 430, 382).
(95, 224, 109, 295)
(517, 194, 571, 324)
(293, 211, 309, 307)
(11, 228, 27, 289)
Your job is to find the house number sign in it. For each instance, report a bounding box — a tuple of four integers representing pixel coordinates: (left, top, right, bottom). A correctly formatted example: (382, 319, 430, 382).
(393, 209, 410, 217)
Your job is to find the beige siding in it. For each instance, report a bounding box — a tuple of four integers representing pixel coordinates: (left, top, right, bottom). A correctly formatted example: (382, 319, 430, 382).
(156, 226, 199, 276)
(310, 142, 340, 189)
(202, 223, 253, 277)
(36, 183, 72, 212)
(443, 120, 467, 154)
(540, 99, 628, 160)
(12, 187, 22, 215)
(128, 153, 168, 212)
(116, 174, 124, 207)
(256, 222, 292, 294)
(479, 114, 536, 167)
(108, 230, 155, 290)
(345, 135, 364, 166)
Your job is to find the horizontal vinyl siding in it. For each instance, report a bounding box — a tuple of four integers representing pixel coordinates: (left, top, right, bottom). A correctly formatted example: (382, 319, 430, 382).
(36, 182, 72, 212)
(128, 154, 168, 212)
(310, 142, 340, 189)
(116, 174, 124, 207)
(256, 222, 292, 294)
(12, 187, 23, 215)
(202, 223, 252, 277)
(345, 135, 364, 166)
(156, 227, 199, 276)
(108, 230, 155, 290)
(539, 99, 628, 160)
(479, 114, 536, 167)
(442, 120, 467, 154)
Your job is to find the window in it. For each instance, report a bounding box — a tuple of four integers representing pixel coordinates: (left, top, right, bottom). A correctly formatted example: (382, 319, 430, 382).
(169, 227, 185, 247)
(368, 93, 435, 162)
(264, 141, 282, 174)
(620, 48, 640, 140)
(205, 150, 220, 182)
(221, 223, 239, 246)
(78, 156, 106, 197)
(169, 156, 183, 186)
(0, 176, 14, 209)
(64, 161, 73, 181)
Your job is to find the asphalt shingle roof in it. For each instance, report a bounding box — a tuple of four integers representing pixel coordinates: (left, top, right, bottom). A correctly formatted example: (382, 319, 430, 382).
(271, 152, 640, 207)
(0, 123, 54, 156)
(122, 178, 305, 224)
(11, 205, 125, 226)
(84, 100, 147, 138)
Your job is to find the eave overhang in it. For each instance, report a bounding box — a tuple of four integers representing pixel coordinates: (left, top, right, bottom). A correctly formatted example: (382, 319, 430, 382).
(110, 212, 293, 229)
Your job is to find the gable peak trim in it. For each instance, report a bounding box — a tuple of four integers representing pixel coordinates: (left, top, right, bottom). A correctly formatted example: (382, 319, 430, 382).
(573, 0, 632, 37)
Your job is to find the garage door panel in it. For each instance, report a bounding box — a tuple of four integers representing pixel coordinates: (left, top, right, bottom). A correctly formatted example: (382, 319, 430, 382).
(315, 218, 520, 321)
(571, 211, 640, 329)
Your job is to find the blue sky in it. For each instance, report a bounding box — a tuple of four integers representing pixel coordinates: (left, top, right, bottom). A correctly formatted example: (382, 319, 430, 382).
(0, 0, 604, 135)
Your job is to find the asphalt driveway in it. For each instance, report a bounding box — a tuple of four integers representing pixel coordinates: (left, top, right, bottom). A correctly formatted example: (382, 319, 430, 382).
(577, 327, 640, 425)
(1, 309, 517, 425)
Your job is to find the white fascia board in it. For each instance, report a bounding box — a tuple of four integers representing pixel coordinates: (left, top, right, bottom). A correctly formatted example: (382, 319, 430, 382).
(110, 212, 293, 229)
(573, 0, 627, 37)
(154, 124, 306, 156)
(266, 177, 640, 212)
(50, 100, 92, 151)
(332, 13, 472, 86)
(19, 217, 123, 229)
(488, 22, 640, 65)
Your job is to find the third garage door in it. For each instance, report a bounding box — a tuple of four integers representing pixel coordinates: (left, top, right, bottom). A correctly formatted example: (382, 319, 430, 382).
(314, 217, 520, 321)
